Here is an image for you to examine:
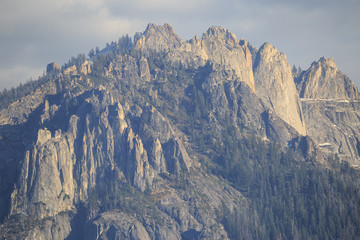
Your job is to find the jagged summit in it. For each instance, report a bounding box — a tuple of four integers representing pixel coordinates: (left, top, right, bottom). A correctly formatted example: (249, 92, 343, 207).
(143, 23, 179, 38)
(296, 56, 359, 100)
(46, 62, 60, 74)
(316, 56, 337, 70)
(203, 26, 240, 50)
(298, 56, 360, 165)
(145, 22, 173, 31)
(205, 26, 234, 38)
(133, 23, 183, 54)
(254, 42, 282, 67)
(3, 23, 360, 239)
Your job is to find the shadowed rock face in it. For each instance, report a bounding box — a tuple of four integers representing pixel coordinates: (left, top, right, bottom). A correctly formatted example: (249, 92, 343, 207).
(254, 42, 306, 136)
(46, 62, 61, 74)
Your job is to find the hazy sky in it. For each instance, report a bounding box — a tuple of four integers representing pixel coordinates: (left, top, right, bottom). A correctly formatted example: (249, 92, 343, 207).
(1, 0, 359, 90)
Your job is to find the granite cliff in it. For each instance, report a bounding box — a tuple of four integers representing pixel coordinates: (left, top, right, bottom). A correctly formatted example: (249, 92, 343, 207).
(296, 57, 360, 166)
(254, 42, 306, 136)
(1, 23, 360, 239)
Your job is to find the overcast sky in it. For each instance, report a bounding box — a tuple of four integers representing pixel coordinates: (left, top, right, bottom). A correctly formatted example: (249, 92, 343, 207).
(0, 0, 359, 90)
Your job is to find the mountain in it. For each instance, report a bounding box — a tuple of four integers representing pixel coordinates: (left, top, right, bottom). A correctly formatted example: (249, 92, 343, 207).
(296, 57, 360, 166)
(296, 57, 359, 100)
(1, 23, 360, 239)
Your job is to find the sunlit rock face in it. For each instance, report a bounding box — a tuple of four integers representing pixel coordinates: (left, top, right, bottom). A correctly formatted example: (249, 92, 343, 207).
(296, 57, 360, 165)
(254, 42, 306, 136)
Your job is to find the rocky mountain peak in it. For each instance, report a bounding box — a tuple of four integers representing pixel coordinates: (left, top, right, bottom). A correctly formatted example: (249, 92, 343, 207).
(4, 23, 360, 240)
(254, 42, 307, 135)
(166, 25, 256, 91)
(254, 42, 282, 65)
(203, 26, 239, 49)
(317, 56, 337, 70)
(46, 62, 60, 74)
(299, 56, 360, 165)
(296, 57, 359, 100)
(133, 23, 183, 54)
(144, 23, 177, 36)
(205, 26, 228, 36)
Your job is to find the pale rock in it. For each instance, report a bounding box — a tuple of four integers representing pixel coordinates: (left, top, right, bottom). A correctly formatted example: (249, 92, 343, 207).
(0, 81, 58, 125)
(44, 99, 49, 111)
(133, 23, 183, 54)
(25, 213, 72, 240)
(11, 131, 76, 219)
(169, 26, 256, 92)
(112, 102, 128, 134)
(63, 65, 77, 76)
(3, 23, 343, 239)
(104, 55, 142, 86)
(254, 42, 306, 135)
(40, 100, 51, 124)
(296, 57, 360, 100)
(68, 115, 79, 139)
(139, 106, 192, 173)
(127, 134, 155, 191)
(37, 128, 52, 145)
(139, 57, 151, 82)
(79, 60, 92, 75)
(149, 138, 167, 173)
(157, 194, 201, 232)
(85, 211, 177, 240)
(296, 57, 360, 165)
(300, 98, 360, 166)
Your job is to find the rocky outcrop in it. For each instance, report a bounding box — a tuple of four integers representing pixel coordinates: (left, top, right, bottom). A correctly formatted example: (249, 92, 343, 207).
(297, 57, 360, 166)
(138, 106, 191, 173)
(139, 57, 151, 82)
(25, 213, 72, 240)
(46, 62, 61, 74)
(301, 98, 360, 166)
(80, 60, 92, 75)
(133, 23, 183, 55)
(0, 82, 58, 125)
(254, 42, 306, 135)
(4, 86, 241, 239)
(168, 26, 256, 92)
(296, 57, 359, 100)
(86, 211, 154, 240)
(4, 22, 360, 239)
(195, 64, 299, 144)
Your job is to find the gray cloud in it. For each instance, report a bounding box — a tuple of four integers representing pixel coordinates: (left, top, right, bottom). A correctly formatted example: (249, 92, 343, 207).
(0, 0, 359, 90)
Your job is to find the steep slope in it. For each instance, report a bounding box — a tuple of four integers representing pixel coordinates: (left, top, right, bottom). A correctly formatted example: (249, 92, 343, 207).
(168, 26, 256, 92)
(296, 57, 359, 100)
(133, 23, 183, 55)
(0, 24, 267, 239)
(4, 87, 250, 239)
(1, 23, 360, 240)
(254, 43, 306, 135)
(296, 57, 360, 166)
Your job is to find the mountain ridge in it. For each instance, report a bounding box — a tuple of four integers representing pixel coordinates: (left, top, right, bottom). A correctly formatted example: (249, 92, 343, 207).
(1, 23, 360, 239)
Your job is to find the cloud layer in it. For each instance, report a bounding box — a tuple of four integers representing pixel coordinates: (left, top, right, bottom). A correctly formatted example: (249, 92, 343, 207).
(0, 0, 359, 90)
